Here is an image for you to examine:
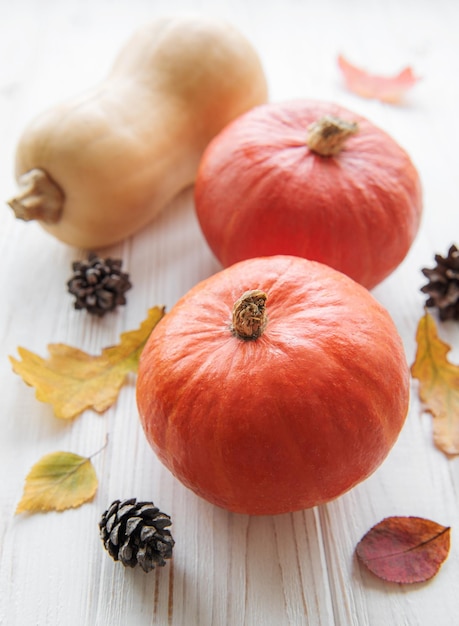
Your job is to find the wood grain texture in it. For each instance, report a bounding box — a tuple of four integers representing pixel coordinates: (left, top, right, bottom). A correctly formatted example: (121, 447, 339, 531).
(1, 1, 458, 625)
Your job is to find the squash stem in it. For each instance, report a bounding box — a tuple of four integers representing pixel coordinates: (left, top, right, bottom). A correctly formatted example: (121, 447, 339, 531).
(231, 289, 268, 340)
(306, 116, 358, 156)
(7, 168, 64, 224)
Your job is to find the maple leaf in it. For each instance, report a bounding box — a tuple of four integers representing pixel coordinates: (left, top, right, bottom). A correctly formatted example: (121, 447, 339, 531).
(338, 55, 420, 104)
(356, 516, 450, 584)
(411, 311, 459, 455)
(16, 450, 99, 514)
(10, 306, 165, 420)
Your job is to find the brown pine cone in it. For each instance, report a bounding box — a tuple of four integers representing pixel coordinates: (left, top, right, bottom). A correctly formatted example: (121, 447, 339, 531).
(67, 253, 132, 316)
(99, 498, 174, 572)
(421, 244, 459, 321)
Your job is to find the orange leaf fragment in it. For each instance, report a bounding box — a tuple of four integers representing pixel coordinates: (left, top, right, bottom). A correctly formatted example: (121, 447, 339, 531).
(356, 516, 450, 584)
(338, 55, 420, 103)
(411, 311, 459, 455)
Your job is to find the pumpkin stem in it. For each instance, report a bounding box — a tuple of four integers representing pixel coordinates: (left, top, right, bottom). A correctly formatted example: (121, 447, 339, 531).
(7, 168, 64, 224)
(231, 289, 268, 340)
(306, 116, 358, 156)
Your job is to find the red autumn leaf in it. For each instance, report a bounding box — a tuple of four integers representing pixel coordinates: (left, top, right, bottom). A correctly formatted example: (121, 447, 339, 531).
(338, 55, 420, 103)
(356, 516, 450, 584)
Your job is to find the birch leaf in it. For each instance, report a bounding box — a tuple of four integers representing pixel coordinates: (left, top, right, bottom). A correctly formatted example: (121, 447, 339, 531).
(411, 311, 459, 455)
(356, 516, 450, 584)
(16, 451, 98, 513)
(10, 306, 165, 420)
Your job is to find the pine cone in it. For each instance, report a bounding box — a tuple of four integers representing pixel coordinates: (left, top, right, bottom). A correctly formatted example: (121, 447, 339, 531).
(99, 498, 174, 572)
(421, 244, 459, 321)
(67, 253, 132, 316)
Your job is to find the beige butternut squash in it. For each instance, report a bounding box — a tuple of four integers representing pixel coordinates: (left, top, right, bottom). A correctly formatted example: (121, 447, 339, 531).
(8, 16, 268, 248)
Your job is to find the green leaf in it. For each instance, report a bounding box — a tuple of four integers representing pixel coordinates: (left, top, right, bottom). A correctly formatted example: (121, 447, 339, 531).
(16, 450, 99, 514)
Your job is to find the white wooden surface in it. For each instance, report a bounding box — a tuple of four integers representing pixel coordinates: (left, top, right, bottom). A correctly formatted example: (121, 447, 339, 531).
(1, 1, 459, 625)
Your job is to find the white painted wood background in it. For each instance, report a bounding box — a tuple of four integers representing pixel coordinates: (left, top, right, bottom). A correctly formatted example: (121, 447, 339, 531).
(1, 1, 459, 624)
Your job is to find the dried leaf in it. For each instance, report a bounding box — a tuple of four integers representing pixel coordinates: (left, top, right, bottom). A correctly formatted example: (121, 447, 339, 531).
(16, 450, 98, 514)
(338, 55, 420, 103)
(10, 306, 165, 420)
(411, 311, 459, 455)
(356, 516, 450, 584)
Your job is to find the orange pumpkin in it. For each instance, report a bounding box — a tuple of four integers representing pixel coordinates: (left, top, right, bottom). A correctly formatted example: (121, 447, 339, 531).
(194, 99, 423, 289)
(136, 255, 409, 515)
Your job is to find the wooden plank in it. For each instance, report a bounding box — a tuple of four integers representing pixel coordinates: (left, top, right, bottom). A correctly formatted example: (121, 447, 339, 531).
(1, 1, 458, 625)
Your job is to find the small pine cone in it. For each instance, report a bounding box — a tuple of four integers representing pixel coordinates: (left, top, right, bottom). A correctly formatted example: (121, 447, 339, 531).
(99, 498, 174, 572)
(67, 253, 132, 316)
(421, 244, 459, 321)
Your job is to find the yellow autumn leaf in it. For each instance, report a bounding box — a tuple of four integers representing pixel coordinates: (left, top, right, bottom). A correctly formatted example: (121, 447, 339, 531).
(411, 311, 459, 455)
(16, 450, 98, 514)
(10, 306, 165, 420)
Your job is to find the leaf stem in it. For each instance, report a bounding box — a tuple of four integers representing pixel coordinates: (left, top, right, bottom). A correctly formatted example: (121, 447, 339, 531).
(88, 434, 110, 461)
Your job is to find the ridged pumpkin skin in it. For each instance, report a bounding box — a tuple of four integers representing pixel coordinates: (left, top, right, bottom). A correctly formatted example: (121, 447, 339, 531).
(136, 255, 410, 515)
(194, 100, 423, 289)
